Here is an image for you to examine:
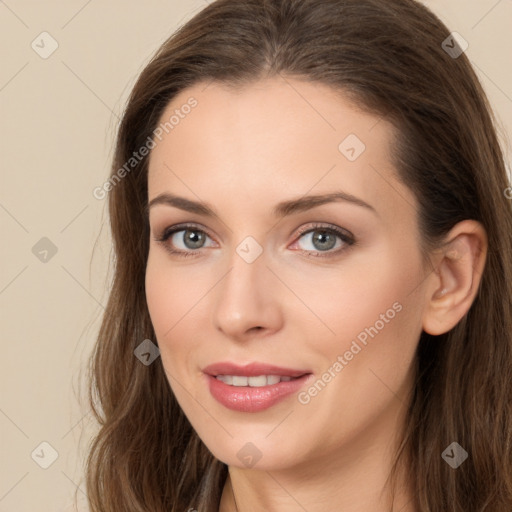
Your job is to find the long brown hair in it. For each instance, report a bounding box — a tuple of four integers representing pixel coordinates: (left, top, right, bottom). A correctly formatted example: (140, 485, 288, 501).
(85, 0, 512, 510)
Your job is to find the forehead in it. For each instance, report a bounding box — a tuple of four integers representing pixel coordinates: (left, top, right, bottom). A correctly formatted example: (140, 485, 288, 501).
(147, 76, 415, 221)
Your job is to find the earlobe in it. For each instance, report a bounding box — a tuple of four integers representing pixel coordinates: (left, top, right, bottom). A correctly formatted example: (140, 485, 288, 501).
(422, 220, 488, 336)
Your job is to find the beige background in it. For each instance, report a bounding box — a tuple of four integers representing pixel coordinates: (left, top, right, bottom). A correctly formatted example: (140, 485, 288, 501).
(0, 1, 511, 510)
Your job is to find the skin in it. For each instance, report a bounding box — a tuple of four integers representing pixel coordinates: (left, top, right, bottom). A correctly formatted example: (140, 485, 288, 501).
(145, 76, 487, 512)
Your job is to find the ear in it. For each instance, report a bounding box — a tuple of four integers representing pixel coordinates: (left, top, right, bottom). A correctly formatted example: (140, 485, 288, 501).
(422, 220, 488, 336)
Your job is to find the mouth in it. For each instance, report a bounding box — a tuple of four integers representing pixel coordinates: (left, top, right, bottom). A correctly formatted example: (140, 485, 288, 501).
(202, 361, 313, 412)
(214, 374, 301, 386)
(202, 361, 311, 379)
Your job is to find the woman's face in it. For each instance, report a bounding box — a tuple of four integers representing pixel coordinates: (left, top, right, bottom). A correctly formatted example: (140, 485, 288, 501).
(145, 77, 428, 471)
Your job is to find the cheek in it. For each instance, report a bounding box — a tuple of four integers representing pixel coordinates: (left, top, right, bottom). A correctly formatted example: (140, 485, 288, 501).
(302, 248, 423, 403)
(145, 256, 174, 334)
(145, 256, 199, 409)
(145, 253, 194, 364)
(282, 245, 422, 351)
(145, 251, 202, 333)
(285, 254, 423, 451)
(145, 250, 217, 385)
(288, 246, 424, 425)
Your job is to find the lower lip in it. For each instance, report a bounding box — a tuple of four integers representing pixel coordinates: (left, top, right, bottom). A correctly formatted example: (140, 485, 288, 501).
(206, 374, 313, 412)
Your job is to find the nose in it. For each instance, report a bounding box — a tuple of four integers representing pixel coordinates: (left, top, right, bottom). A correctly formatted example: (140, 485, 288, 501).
(212, 248, 284, 341)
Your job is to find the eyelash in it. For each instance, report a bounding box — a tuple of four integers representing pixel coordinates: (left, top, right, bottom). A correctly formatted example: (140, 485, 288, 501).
(154, 222, 356, 259)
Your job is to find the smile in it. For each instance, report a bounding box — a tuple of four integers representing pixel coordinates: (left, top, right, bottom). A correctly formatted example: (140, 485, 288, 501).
(215, 375, 295, 386)
(205, 373, 313, 412)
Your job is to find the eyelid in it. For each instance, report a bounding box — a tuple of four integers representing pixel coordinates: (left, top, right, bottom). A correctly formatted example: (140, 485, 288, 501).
(294, 222, 353, 239)
(156, 222, 217, 242)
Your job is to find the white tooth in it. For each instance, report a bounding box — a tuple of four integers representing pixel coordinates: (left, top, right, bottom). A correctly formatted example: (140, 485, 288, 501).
(216, 375, 233, 385)
(217, 375, 294, 386)
(232, 376, 249, 386)
(248, 375, 268, 387)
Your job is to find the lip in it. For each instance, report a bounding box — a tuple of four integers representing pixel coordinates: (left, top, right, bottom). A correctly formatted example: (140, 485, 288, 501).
(202, 361, 311, 378)
(202, 362, 313, 413)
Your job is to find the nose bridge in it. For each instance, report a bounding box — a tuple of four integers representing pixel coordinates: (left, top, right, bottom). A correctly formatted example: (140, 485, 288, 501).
(212, 242, 282, 338)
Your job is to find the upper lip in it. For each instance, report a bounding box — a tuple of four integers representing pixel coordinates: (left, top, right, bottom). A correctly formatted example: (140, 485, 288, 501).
(202, 362, 311, 378)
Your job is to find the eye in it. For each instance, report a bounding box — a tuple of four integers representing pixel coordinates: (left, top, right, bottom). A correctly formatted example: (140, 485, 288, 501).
(154, 222, 355, 259)
(290, 223, 355, 258)
(154, 223, 216, 257)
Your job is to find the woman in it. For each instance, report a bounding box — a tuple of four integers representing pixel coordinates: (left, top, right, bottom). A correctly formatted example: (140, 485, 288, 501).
(85, 0, 512, 511)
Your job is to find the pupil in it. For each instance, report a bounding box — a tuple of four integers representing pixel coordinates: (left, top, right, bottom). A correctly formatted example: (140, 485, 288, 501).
(313, 230, 336, 251)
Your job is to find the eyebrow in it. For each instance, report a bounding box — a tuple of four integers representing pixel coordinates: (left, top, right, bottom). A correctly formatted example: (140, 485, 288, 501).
(146, 191, 377, 218)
